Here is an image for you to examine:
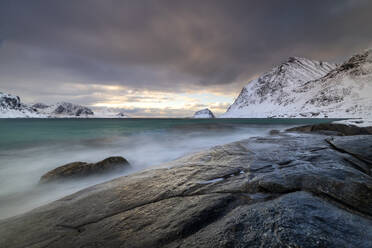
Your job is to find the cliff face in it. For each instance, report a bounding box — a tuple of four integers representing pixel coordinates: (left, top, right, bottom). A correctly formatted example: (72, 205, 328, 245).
(223, 49, 372, 118)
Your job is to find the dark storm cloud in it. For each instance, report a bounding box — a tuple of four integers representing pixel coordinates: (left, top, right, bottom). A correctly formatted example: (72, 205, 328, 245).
(1, 0, 372, 95)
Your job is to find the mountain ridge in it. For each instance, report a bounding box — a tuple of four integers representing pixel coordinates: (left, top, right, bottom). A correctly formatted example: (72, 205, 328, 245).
(222, 49, 372, 118)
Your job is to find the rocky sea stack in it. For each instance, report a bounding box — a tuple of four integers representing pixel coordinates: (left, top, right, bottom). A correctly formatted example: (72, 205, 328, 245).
(192, 108, 215, 118)
(39, 156, 130, 184)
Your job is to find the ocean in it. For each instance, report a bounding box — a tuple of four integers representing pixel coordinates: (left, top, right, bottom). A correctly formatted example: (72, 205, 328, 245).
(0, 118, 340, 219)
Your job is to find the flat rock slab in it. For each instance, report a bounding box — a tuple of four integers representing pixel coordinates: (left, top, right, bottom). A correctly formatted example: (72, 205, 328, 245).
(1, 134, 372, 248)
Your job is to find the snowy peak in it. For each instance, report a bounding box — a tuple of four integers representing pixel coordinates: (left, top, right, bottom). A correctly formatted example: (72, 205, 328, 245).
(0, 92, 21, 109)
(0, 92, 95, 118)
(193, 108, 215, 118)
(223, 49, 372, 118)
(0, 92, 134, 118)
(52, 102, 94, 116)
(0, 92, 41, 118)
(34, 102, 94, 117)
(223, 57, 336, 117)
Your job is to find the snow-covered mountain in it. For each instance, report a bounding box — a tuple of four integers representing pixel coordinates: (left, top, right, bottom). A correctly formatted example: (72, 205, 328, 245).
(222, 49, 372, 118)
(0, 93, 42, 118)
(0, 93, 95, 118)
(193, 108, 215, 118)
(34, 102, 94, 117)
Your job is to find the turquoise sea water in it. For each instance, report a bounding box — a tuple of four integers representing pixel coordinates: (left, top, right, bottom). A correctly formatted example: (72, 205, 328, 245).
(0, 118, 340, 219)
(0, 118, 340, 149)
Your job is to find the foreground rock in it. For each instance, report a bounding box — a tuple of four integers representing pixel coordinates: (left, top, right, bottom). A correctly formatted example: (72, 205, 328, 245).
(286, 123, 372, 136)
(39, 156, 130, 183)
(1, 134, 372, 247)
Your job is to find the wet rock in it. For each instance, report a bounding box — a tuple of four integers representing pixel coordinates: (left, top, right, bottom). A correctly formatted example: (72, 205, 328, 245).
(39, 156, 130, 183)
(1, 134, 372, 247)
(286, 123, 372, 136)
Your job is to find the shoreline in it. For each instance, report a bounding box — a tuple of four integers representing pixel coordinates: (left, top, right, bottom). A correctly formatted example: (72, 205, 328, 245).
(0, 122, 371, 247)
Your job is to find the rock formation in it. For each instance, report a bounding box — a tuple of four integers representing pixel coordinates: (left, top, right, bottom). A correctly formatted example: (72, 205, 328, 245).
(39, 156, 130, 183)
(193, 108, 215, 118)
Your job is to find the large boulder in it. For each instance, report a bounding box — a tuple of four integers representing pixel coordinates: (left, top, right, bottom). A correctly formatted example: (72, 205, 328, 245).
(1, 134, 372, 247)
(39, 156, 130, 183)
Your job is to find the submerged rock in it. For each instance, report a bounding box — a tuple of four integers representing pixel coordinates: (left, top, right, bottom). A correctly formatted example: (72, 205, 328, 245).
(286, 123, 372, 136)
(1, 134, 372, 247)
(39, 156, 130, 183)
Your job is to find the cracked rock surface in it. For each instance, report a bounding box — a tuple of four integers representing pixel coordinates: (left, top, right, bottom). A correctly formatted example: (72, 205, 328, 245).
(0, 133, 372, 248)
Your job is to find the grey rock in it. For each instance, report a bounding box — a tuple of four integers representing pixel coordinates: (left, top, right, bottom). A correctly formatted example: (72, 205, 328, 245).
(39, 156, 130, 183)
(1, 134, 372, 247)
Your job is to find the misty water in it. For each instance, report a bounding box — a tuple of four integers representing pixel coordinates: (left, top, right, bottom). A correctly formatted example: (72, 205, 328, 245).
(0, 118, 339, 219)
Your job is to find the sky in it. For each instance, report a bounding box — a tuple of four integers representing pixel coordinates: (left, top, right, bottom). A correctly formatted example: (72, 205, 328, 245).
(1, 0, 372, 117)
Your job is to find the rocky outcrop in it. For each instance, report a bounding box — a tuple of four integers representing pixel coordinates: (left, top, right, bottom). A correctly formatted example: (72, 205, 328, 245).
(286, 123, 372, 136)
(1, 133, 372, 247)
(192, 108, 215, 118)
(39, 156, 130, 183)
